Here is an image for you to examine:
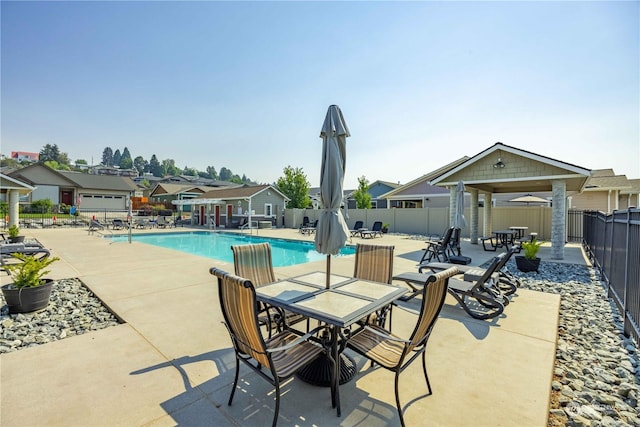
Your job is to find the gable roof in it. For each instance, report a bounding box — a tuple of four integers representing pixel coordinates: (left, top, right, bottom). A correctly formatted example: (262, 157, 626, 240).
(0, 173, 35, 195)
(583, 169, 632, 191)
(149, 183, 224, 197)
(431, 142, 591, 193)
(197, 184, 289, 201)
(380, 157, 470, 199)
(58, 171, 138, 192)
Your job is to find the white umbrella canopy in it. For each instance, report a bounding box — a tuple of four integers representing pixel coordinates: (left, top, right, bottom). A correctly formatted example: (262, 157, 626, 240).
(452, 180, 467, 229)
(314, 105, 350, 288)
(508, 194, 550, 205)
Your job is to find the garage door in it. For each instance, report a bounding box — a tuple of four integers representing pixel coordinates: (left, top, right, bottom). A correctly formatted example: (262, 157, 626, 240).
(79, 194, 127, 210)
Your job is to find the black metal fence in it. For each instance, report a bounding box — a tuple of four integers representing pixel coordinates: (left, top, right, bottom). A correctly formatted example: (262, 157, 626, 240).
(567, 209, 584, 243)
(583, 208, 640, 342)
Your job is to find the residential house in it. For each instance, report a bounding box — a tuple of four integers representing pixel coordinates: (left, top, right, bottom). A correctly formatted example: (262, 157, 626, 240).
(10, 151, 39, 163)
(183, 184, 289, 228)
(149, 183, 228, 212)
(8, 163, 138, 210)
(90, 164, 138, 177)
(569, 169, 639, 212)
(346, 180, 400, 209)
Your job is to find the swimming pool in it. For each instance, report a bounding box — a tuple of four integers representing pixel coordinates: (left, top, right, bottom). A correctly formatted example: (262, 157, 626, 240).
(109, 231, 356, 267)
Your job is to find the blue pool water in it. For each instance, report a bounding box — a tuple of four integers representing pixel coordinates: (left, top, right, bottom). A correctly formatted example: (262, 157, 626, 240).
(109, 231, 356, 267)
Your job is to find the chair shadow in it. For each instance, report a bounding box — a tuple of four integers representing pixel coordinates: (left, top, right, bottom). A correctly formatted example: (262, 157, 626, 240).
(130, 347, 402, 426)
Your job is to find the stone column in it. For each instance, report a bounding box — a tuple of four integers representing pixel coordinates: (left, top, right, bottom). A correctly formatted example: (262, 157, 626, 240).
(483, 191, 492, 237)
(551, 180, 566, 260)
(470, 189, 479, 244)
(8, 190, 19, 228)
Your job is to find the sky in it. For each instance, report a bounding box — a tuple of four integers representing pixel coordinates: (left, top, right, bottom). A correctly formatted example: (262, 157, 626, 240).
(1, 1, 638, 189)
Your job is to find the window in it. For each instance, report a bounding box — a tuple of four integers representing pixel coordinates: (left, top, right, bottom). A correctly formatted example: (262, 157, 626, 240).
(264, 203, 273, 217)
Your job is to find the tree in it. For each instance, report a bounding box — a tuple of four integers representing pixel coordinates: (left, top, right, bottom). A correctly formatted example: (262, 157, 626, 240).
(162, 159, 180, 176)
(183, 166, 198, 176)
(102, 147, 113, 166)
(133, 156, 147, 175)
(206, 166, 218, 180)
(353, 176, 372, 209)
(120, 147, 132, 169)
(219, 167, 233, 181)
(75, 159, 88, 165)
(113, 149, 122, 167)
(57, 151, 71, 166)
(149, 155, 162, 177)
(276, 166, 311, 209)
(39, 144, 60, 163)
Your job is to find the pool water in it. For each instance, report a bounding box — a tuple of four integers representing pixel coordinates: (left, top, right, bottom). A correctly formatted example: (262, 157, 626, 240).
(109, 231, 356, 267)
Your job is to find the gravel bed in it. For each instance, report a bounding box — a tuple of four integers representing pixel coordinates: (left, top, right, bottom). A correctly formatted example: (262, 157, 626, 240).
(0, 277, 121, 354)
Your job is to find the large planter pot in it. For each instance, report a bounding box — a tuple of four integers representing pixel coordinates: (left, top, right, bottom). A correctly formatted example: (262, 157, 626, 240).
(1, 279, 54, 314)
(515, 256, 541, 273)
(8, 236, 25, 243)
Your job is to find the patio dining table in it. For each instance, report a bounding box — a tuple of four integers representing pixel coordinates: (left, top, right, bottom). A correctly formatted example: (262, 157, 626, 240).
(493, 230, 517, 249)
(254, 271, 407, 418)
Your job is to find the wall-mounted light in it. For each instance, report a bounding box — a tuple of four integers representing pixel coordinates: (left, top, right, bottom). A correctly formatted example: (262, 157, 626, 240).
(237, 200, 242, 206)
(493, 157, 505, 169)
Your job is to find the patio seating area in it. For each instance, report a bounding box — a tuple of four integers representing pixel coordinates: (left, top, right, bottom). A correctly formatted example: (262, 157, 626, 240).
(0, 227, 581, 426)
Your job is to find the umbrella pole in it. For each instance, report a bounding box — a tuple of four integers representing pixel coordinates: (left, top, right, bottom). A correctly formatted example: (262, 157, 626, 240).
(326, 255, 331, 289)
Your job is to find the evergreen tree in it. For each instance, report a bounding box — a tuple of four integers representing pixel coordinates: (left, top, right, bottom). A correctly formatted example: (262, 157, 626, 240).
(206, 166, 218, 180)
(113, 149, 122, 167)
(102, 147, 113, 166)
(276, 166, 311, 209)
(149, 155, 162, 177)
(39, 144, 61, 163)
(133, 156, 147, 175)
(120, 147, 133, 169)
(219, 167, 233, 181)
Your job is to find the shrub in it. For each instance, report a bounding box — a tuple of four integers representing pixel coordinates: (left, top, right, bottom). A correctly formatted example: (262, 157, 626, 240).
(521, 238, 542, 260)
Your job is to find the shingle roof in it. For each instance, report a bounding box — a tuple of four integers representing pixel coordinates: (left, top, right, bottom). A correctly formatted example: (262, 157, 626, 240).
(197, 184, 288, 200)
(58, 171, 138, 192)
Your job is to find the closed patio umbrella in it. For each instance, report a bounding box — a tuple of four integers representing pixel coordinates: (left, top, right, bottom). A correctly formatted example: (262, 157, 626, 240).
(315, 105, 350, 289)
(452, 180, 467, 229)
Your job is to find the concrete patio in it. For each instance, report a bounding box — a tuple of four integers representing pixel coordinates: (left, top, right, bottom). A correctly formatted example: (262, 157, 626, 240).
(1, 227, 587, 426)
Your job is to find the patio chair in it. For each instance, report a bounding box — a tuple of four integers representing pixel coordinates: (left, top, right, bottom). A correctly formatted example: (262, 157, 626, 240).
(419, 245, 520, 296)
(1, 243, 51, 272)
(300, 220, 318, 236)
(112, 218, 126, 230)
(347, 267, 459, 427)
(210, 268, 328, 427)
(88, 219, 106, 234)
(360, 221, 383, 239)
(156, 216, 168, 228)
(419, 227, 454, 263)
(353, 243, 395, 329)
(231, 243, 306, 336)
(349, 220, 364, 237)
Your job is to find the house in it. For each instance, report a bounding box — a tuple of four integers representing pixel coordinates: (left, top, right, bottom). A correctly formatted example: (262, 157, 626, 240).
(345, 180, 400, 209)
(178, 184, 289, 228)
(149, 183, 231, 212)
(380, 157, 470, 208)
(10, 151, 39, 163)
(90, 164, 138, 177)
(0, 173, 35, 228)
(8, 163, 138, 210)
(569, 169, 638, 212)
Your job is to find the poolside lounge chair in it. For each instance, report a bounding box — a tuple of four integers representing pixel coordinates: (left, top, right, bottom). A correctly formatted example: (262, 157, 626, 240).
(112, 219, 127, 230)
(419, 227, 454, 263)
(353, 243, 395, 329)
(360, 221, 383, 239)
(156, 216, 168, 228)
(1, 243, 51, 272)
(349, 220, 364, 237)
(420, 245, 520, 296)
(395, 253, 508, 319)
(210, 268, 328, 427)
(88, 219, 106, 234)
(231, 243, 307, 336)
(347, 267, 458, 427)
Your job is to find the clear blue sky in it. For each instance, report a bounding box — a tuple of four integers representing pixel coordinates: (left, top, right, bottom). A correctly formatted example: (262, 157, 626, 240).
(2, 1, 638, 189)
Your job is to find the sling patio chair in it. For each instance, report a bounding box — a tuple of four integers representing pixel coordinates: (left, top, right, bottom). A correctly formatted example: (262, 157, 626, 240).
(231, 243, 307, 336)
(1, 243, 51, 272)
(111, 218, 127, 230)
(360, 221, 383, 239)
(210, 268, 330, 427)
(346, 267, 458, 427)
(419, 226, 454, 263)
(349, 220, 364, 237)
(419, 245, 520, 296)
(353, 243, 395, 329)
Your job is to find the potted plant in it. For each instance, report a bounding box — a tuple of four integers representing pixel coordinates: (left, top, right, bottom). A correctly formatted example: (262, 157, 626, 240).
(7, 224, 25, 243)
(1, 253, 60, 313)
(515, 238, 542, 272)
(381, 223, 390, 234)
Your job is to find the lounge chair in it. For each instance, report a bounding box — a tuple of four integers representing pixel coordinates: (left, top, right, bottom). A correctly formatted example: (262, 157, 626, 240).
(210, 268, 328, 427)
(88, 219, 106, 234)
(395, 253, 508, 319)
(419, 227, 454, 263)
(349, 220, 364, 237)
(135, 218, 148, 229)
(360, 221, 383, 239)
(112, 219, 127, 230)
(1, 243, 51, 272)
(419, 245, 520, 296)
(353, 243, 395, 328)
(231, 243, 307, 336)
(347, 267, 459, 427)
(300, 220, 318, 235)
(156, 216, 169, 228)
